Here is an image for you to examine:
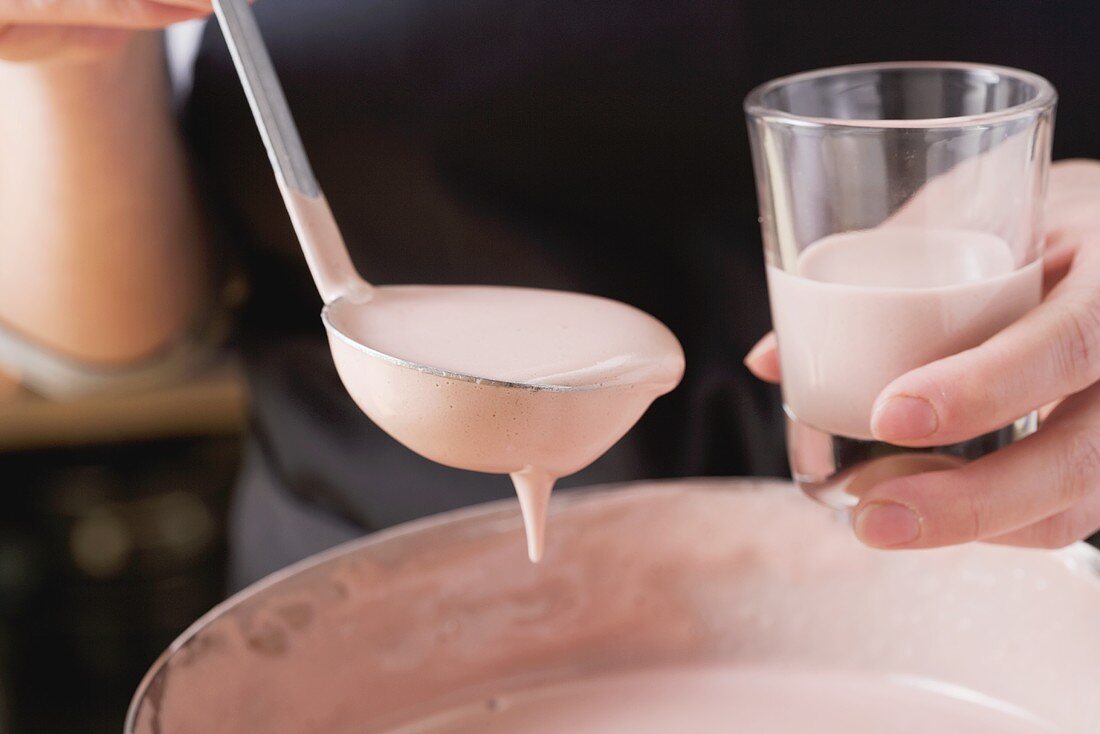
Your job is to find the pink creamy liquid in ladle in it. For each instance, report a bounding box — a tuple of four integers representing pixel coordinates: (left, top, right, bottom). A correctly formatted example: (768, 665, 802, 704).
(326, 285, 685, 561)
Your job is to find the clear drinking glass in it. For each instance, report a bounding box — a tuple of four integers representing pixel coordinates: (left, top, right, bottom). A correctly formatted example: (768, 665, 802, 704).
(745, 62, 1056, 509)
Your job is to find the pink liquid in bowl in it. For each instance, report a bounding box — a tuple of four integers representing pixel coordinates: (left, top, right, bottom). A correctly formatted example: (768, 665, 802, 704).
(127, 481, 1100, 734)
(387, 665, 1054, 734)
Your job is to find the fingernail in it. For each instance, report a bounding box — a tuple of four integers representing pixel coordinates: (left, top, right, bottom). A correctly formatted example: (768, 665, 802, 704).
(854, 502, 922, 547)
(871, 394, 938, 442)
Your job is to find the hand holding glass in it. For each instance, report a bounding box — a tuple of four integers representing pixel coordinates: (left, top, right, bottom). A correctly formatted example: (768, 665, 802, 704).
(745, 62, 1056, 508)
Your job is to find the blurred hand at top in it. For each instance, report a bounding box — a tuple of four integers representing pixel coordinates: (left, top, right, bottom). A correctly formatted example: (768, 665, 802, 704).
(745, 158, 1100, 550)
(0, 0, 213, 64)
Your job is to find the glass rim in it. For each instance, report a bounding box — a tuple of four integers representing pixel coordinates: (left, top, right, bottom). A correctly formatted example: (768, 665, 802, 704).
(744, 61, 1057, 129)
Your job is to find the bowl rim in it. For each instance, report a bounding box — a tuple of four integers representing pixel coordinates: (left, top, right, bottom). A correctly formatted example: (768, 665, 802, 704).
(125, 477, 1100, 733)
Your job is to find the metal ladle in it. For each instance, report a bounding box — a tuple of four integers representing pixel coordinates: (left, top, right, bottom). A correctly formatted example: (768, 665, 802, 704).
(210, 0, 683, 481)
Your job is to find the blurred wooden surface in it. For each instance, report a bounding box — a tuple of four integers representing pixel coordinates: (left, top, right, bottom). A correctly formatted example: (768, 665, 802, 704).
(0, 360, 246, 451)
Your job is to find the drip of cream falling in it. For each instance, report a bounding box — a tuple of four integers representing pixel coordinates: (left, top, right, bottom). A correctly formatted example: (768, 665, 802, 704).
(510, 469, 555, 562)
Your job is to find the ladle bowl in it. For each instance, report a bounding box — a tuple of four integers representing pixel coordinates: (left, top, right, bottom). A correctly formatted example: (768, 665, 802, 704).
(321, 289, 682, 475)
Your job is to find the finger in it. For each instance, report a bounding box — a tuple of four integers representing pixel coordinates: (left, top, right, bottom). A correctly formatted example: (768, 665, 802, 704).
(984, 489, 1100, 549)
(1048, 159, 1100, 210)
(0, 23, 130, 61)
(869, 240, 1100, 446)
(1044, 160, 1100, 291)
(2, 0, 210, 29)
(884, 131, 1033, 234)
(984, 386, 1100, 548)
(853, 380, 1100, 549)
(1042, 240, 1076, 295)
(743, 332, 781, 383)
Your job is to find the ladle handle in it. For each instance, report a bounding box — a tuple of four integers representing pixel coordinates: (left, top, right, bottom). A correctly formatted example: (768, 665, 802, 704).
(211, 0, 372, 304)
